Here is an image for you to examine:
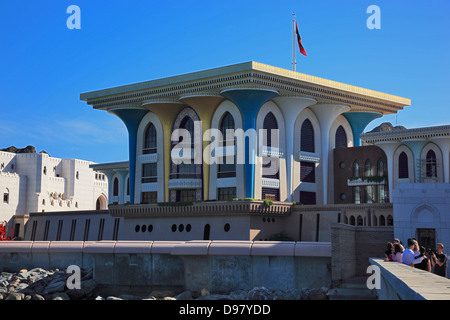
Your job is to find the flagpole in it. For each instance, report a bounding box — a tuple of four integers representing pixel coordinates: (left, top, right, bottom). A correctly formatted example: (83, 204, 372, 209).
(292, 12, 296, 72)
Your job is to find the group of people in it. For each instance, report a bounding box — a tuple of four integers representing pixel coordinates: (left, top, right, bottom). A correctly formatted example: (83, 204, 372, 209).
(384, 238, 448, 278)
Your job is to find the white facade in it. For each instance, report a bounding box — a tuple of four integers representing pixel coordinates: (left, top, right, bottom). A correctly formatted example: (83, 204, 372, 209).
(361, 125, 450, 265)
(0, 151, 108, 235)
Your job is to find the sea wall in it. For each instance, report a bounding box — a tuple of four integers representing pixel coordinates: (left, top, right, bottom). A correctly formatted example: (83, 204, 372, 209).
(0, 241, 331, 296)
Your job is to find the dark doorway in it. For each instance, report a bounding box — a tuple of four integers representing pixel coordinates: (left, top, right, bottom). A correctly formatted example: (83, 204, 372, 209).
(417, 228, 436, 251)
(203, 224, 210, 240)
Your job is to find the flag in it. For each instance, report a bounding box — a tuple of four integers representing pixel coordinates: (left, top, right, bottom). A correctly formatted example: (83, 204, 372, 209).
(296, 22, 307, 56)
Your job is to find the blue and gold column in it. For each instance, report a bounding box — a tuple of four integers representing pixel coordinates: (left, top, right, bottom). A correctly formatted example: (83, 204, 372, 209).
(108, 107, 148, 204)
(343, 112, 382, 147)
(220, 88, 279, 199)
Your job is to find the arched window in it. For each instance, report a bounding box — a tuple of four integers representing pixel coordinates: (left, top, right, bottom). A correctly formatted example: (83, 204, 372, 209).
(220, 112, 235, 140)
(113, 177, 119, 197)
(365, 159, 372, 177)
(335, 125, 347, 149)
(353, 161, 360, 178)
(377, 159, 385, 177)
(399, 152, 409, 179)
(143, 123, 157, 154)
(181, 117, 194, 143)
(263, 112, 278, 147)
(357, 216, 363, 226)
(218, 112, 236, 178)
(301, 119, 314, 153)
(426, 150, 437, 178)
(262, 112, 279, 181)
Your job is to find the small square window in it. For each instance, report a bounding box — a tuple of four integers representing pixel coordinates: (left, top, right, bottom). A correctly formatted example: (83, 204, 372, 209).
(3, 193, 9, 204)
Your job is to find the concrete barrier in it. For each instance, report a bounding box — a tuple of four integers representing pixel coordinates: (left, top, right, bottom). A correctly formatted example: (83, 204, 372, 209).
(0, 241, 332, 295)
(369, 258, 450, 300)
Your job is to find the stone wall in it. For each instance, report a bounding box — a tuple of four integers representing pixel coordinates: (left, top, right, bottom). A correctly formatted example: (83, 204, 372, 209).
(0, 240, 332, 296)
(331, 223, 393, 283)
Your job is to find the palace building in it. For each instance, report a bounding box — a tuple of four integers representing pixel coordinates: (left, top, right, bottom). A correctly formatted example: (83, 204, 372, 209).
(20, 61, 450, 243)
(80, 61, 410, 206)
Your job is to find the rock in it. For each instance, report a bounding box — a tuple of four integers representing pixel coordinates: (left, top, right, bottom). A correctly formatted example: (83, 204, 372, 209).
(163, 297, 176, 300)
(106, 296, 123, 300)
(65, 278, 96, 299)
(149, 290, 175, 299)
(32, 294, 45, 300)
(5, 292, 25, 300)
(201, 288, 210, 297)
(52, 292, 70, 300)
(308, 288, 326, 300)
(247, 287, 272, 300)
(43, 279, 66, 294)
(174, 290, 192, 300)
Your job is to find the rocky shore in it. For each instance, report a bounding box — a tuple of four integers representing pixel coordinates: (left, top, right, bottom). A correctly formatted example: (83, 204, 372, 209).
(0, 267, 329, 300)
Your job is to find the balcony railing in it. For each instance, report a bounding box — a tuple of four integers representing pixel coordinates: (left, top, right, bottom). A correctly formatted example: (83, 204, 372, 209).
(109, 200, 292, 218)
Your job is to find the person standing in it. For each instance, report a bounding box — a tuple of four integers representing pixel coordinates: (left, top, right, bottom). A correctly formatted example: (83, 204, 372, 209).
(431, 243, 447, 277)
(414, 247, 431, 272)
(402, 239, 424, 266)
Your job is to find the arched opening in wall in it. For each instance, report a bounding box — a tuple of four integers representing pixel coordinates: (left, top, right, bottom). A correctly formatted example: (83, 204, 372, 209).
(113, 178, 119, 197)
(262, 112, 280, 200)
(143, 123, 157, 154)
(349, 216, 355, 226)
(300, 119, 314, 153)
(357, 215, 363, 226)
(399, 152, 409, 179)
(426, 150, 437, 178)
(203, 224, 210, 240)
(387, 215, 393, 226)
(96, 195, 107, 210)
(218, 112, 236, 179)
(379, 215, 386, 226)
(335, 125, 347, 149)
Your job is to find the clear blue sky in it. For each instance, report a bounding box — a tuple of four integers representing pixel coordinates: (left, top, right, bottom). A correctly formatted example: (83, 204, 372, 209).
(1, 0, 449, 163)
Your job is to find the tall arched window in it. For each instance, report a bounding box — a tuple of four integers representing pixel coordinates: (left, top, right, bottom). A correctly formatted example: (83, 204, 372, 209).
(365, 159, 372, 177)
(263, 112, 278, 147)
(399, 152, 409, 179)
(335, 125, 347, 149)
(353, 161, 360, 178)
(218, 112, 236, 178)
(300, 119, 314, 153)
(377, 159, 385, 177)
(143, 123, 157, 154)
(220, 112, 235, 140)
(426, 150, 437, 178)
(113, 177, 119, 197)
(262, 112, 279, 200)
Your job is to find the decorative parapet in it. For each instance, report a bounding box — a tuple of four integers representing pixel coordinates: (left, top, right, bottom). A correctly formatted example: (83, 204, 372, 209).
(109, 200, 292, 218)
(361, 125, 450, 144)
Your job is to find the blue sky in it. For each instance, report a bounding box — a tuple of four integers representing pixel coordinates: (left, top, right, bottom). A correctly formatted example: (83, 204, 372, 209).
(1, 0, 449, 163)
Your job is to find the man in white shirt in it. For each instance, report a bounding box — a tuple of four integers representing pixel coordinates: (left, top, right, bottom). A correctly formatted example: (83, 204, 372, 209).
(402, 239, 424, 266)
